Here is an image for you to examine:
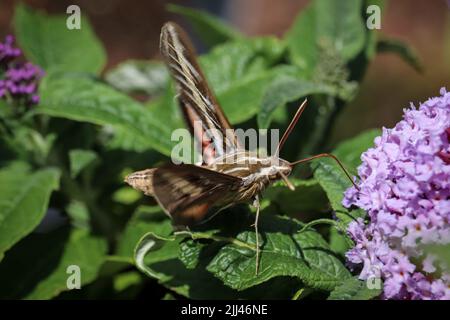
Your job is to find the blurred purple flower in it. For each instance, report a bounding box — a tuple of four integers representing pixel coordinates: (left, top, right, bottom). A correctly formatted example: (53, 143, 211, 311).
(0, 35, 43, 105)
(343, 88, 450, 300)
(0, 35, 21, 65)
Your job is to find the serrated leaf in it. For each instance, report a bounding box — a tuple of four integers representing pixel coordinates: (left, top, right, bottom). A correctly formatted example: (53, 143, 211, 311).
(377, 38, 423, 73)
(14, 4, 106, 74)
(133, 231, 245, 299)
(312, 129, 380, 224)
(167, 4, 242, 47)
(0, 227, 107, 299)
(328, 276, 382, 300)
(0, 163, 60, 261)
(133, 209, 315, 299)
(104, 60, 169, 96)
(38, 75, 175, 156)
(206, 214, 351, 291)
(69, 149, 97, 178)
(179, 239, 206, 270)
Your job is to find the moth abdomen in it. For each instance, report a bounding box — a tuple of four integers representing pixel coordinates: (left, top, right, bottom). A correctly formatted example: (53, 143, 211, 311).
(125, 168, 156, 196)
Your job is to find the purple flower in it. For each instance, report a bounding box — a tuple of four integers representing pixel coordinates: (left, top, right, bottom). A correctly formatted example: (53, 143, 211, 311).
(0, 35, 43, 105)
(343, 88, 450, 300)
(0, 35, 21, 66)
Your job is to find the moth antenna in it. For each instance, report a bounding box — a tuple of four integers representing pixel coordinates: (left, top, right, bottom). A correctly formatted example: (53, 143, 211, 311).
(290, 153, 359, 190)
(279, 171, 295, 191)
(274, 99, 308, 156)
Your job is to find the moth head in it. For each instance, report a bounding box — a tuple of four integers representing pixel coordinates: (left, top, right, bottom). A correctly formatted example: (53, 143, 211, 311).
(265, 158, 292, 181)
(276, 159, 292, 177)
(272, 159, 294, 190)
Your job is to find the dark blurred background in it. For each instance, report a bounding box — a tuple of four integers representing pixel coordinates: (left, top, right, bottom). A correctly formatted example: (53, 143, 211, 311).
(1, 0, 449, 145)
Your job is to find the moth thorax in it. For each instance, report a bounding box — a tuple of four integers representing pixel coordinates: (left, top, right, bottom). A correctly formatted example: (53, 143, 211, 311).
(242, 158, 291, 186)
(261, 163, 291, 180)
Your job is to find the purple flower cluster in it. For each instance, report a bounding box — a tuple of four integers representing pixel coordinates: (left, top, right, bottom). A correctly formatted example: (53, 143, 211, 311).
(0, 35, 43, 105)
(0, 35, 21, 64)
(343, 88, 450, 300)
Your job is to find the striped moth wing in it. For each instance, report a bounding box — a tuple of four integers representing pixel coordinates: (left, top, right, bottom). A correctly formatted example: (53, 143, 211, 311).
(152, 164, 242, 225)
(160, 22, 241, 164)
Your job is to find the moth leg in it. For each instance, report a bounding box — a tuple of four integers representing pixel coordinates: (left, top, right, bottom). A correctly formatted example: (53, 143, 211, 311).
(252, 195, 261, 275)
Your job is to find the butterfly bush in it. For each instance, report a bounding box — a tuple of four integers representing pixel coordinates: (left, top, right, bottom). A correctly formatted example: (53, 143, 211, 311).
(0, 35, 43, 105)
(343, 88, 450, 300)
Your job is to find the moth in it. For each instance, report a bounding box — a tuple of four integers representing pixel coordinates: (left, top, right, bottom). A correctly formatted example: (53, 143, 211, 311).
(125, 22, 357, 273)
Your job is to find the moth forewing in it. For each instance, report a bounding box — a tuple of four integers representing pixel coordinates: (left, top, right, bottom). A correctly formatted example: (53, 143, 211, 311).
(152, 164, 242, 226)
(160, 22, 240, 164)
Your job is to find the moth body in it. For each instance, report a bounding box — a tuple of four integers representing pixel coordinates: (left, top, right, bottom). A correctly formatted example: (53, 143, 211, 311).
(125, 152, 292, 224)
(208, 151, 292, 202)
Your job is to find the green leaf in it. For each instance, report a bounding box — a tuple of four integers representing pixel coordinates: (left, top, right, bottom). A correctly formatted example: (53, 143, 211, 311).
(285, 4, 316, 74)
(102, 89, 185, 156)
(104, 60, 169, 96)
(328, 276, 382, 300)
(312, 129, 380, 224)
(206, 214, 351, 291)
(38, 75, 175, 156)
(285, 0, 365, 76)
(126, 208, 240, 298)
(116, 206, 173, 261)
(132, 208, 331, 298)
(69, 149, 98, 178)
(264, 178, 329, 214)
(0, 162, 60, 261)
(199, 37, 286, 124)
(104, 37, 286, 148)
(14, 4, 106, 74)
(329, 227, 352, 257)
(66, 200, 90, 230)
(258, 74, 335, 128)
(315, 0, 366, 59)
(133, 230, 243, 299)
(112, 187, 142, 205)
(0, 227, 107, 299)
(377, 38, 423, 73)
(179, 239, 206, 270)
(112, 271, 144, 299)
(330, 129, 381, 170)
(3, 126, 56, 166)
(423, 244, 450, 273)
(167, 4, 242, 47)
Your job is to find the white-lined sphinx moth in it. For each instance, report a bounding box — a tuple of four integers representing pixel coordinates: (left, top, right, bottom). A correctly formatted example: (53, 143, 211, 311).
(126, 22, 356, 273)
